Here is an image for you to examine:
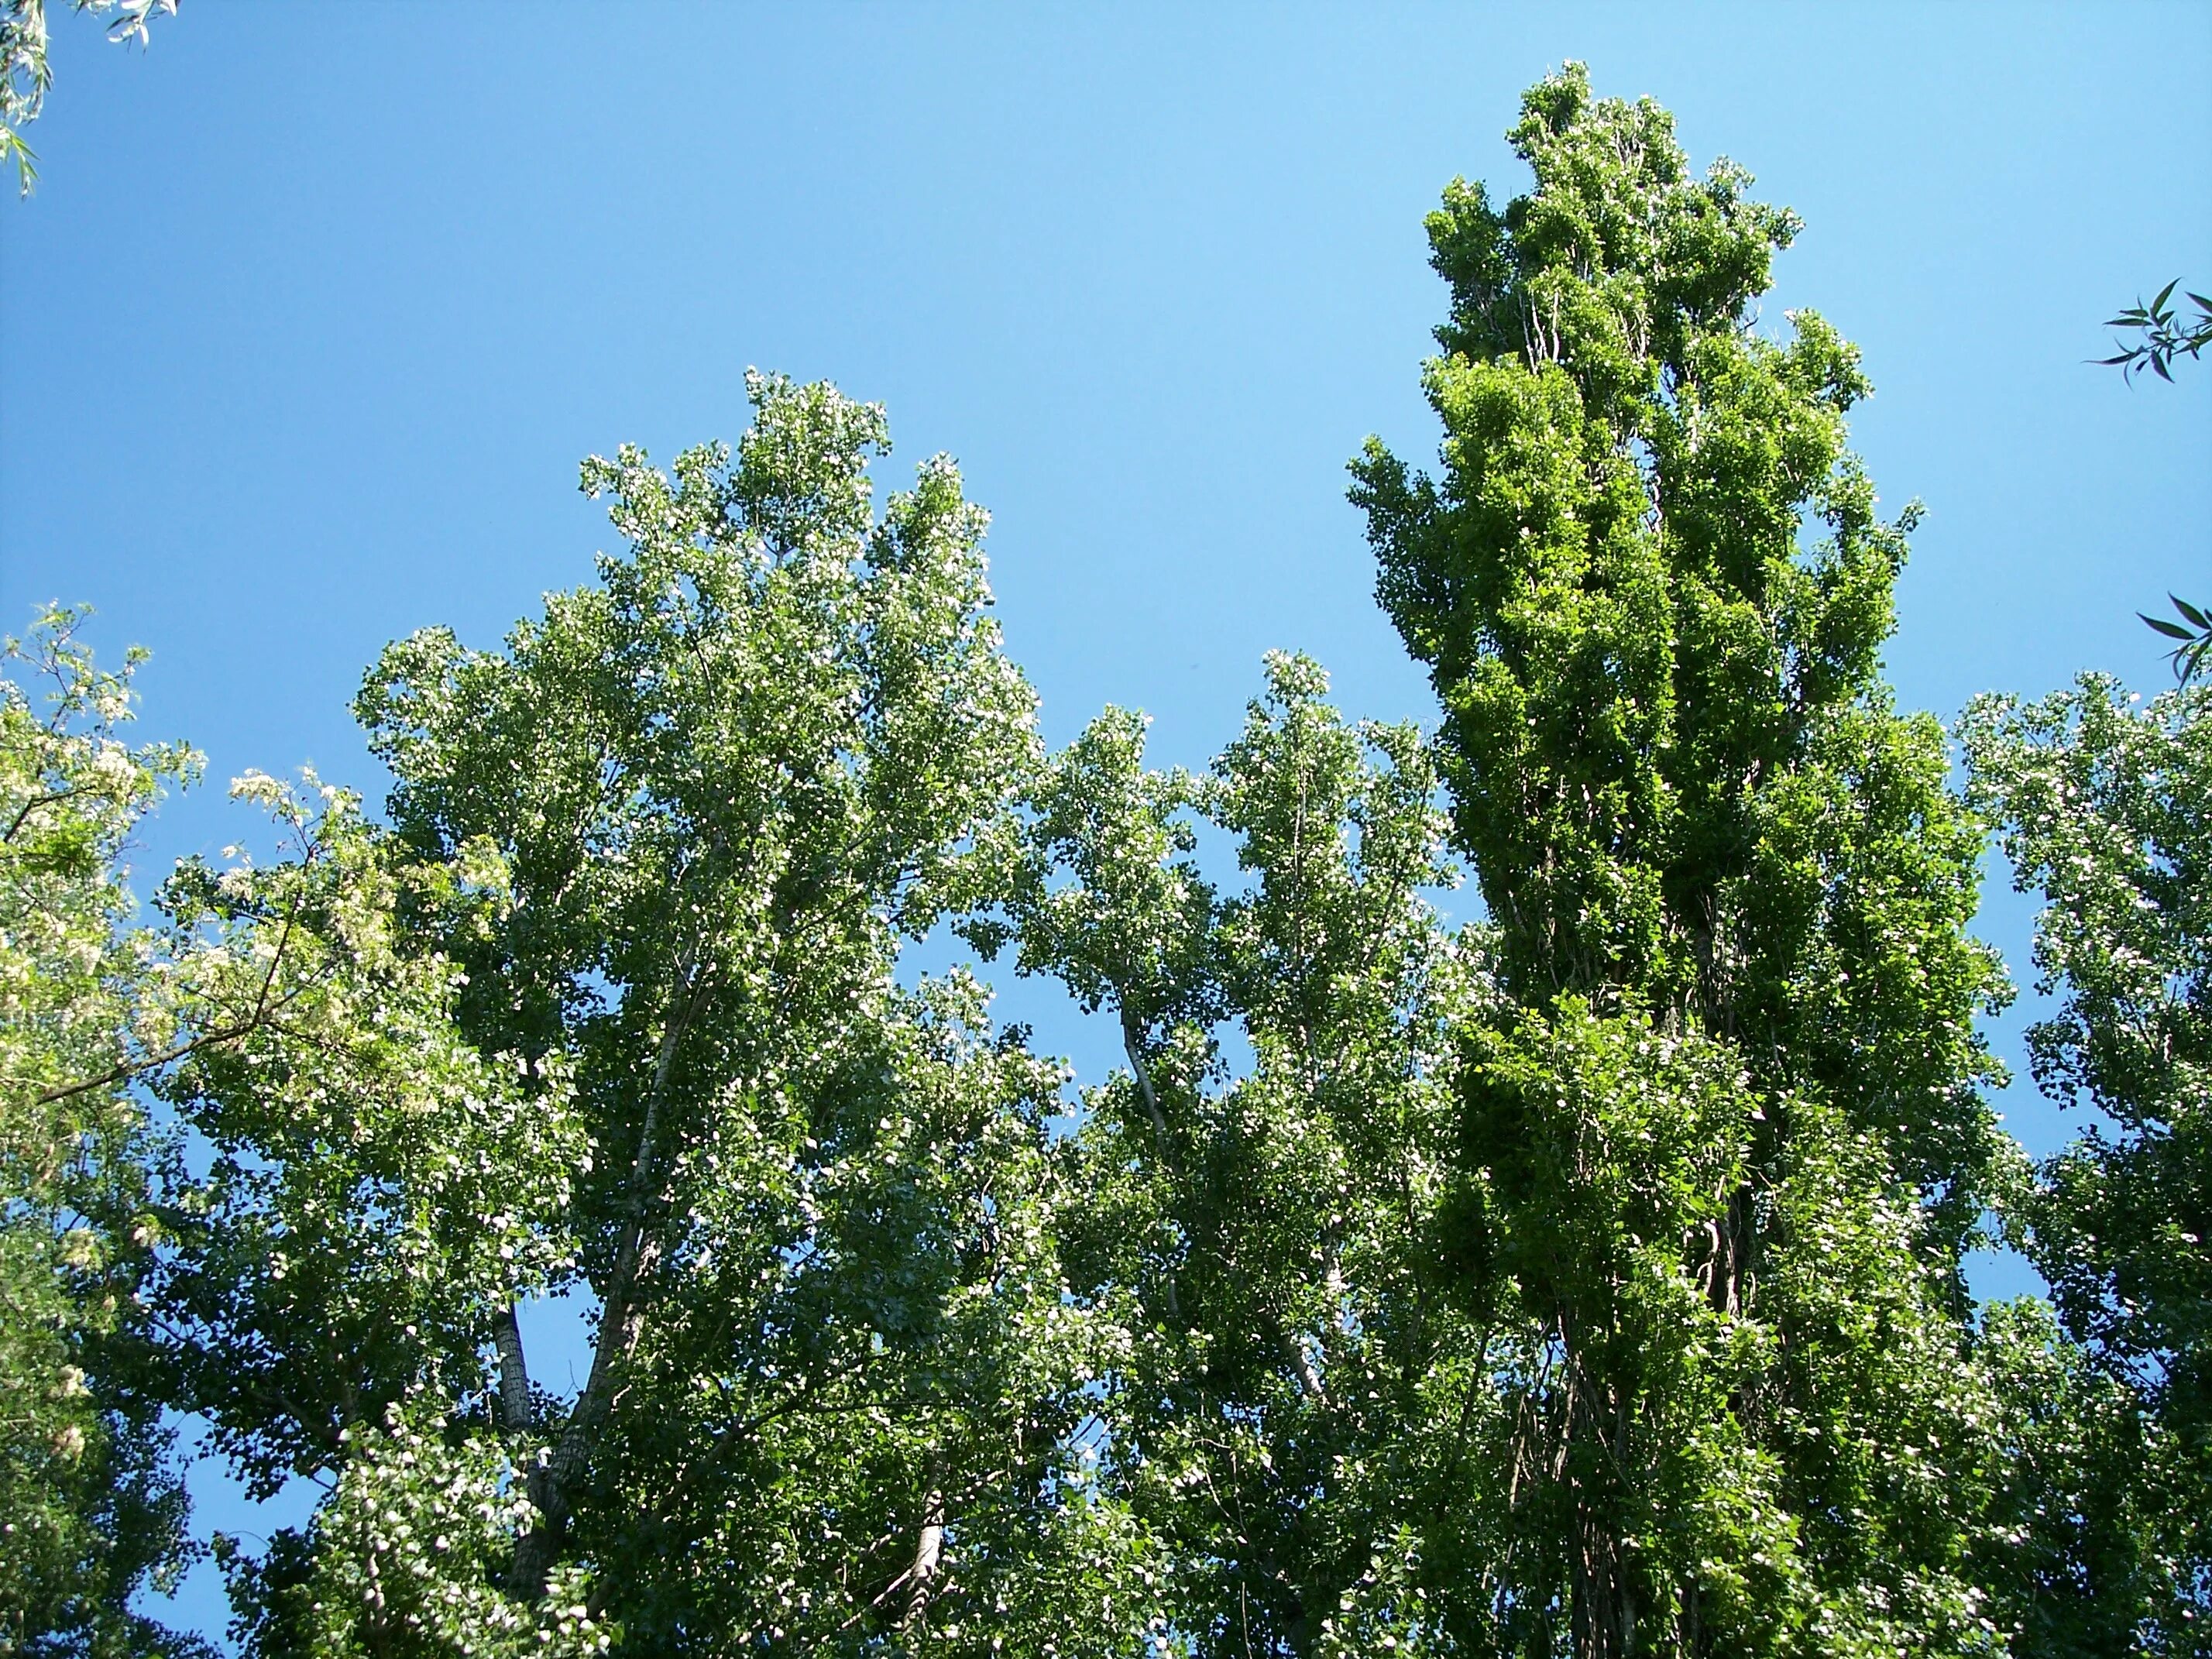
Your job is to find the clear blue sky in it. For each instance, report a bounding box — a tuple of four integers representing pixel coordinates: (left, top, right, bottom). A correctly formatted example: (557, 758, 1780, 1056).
(4, 3, 2209, 1643)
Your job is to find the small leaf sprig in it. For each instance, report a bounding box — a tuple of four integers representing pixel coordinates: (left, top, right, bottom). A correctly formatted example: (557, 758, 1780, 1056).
(2138, 593, 2211, 685)
(2097, 279, 2212, 384)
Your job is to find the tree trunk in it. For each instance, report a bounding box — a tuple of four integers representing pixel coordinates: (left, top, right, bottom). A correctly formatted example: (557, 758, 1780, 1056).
(1120, 1003, 1182, 1325)
(493, 1304, 533, 1432)
(507, 959, 702, 1598)
(903, 1489, 945, 1629)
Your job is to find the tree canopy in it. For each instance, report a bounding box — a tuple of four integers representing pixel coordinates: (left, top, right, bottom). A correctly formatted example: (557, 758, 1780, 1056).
(1350, 64, 2018, 1654)
(2, 59, 2207, 1659)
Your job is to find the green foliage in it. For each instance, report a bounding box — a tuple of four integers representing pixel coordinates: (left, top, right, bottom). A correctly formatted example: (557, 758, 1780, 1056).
(2094, 279, 2210, 682)
(1352, 64, 2019, 1654)
(1963, 681, 2209, 1396)
(0, 609, 201, 1657)
(147, 772, 589, 1496)
(973, 649, 1491, 1656)
(142, 371, 1161, 1654)
(1963, 677, 2211, 1646)
(9, 60, 2207, 1659)
(1969, 1300, 2204, 1657)
(217, 1403, 610, 1659)
(2098, 280, 2212, 386)
(2138, 595, 2210, 687)
(0, 0, 173, 194)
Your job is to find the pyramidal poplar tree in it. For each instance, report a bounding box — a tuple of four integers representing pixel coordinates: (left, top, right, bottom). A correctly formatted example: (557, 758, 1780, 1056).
(1352, 67, 2018, 1656)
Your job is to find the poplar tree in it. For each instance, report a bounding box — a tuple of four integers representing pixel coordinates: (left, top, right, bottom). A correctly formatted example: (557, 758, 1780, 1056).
(973, 652, 1489, 1654)
(146, 373, 1166, 1655)
(1351, 66, 2015, 1656)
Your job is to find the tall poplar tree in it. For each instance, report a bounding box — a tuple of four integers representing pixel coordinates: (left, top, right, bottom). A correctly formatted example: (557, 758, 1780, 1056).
(146, 373, 1167, 1655)
(1351, 66, 2016, 1656)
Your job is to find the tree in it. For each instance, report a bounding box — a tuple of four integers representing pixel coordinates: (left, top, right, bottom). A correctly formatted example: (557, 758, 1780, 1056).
(0, 608, 200, 1657)
(1349, 65, 2019, 1655)
(0, 0, 174, 194)
(145, 373, 1167, 1655)
(969, 651, 1492, 1654)
(1963, 676, 2212, 1648)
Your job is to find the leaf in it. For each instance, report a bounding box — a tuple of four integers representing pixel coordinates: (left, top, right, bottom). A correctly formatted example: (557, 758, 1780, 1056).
(2170, 596, 2210, 631)
(2139, 615, 2196, 641)
(2152, 278, 2179, 314)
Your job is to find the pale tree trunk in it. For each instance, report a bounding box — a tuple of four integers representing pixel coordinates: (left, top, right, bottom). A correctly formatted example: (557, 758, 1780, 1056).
(507, 960, 703, 1598)
(902, 1489, 945, 1630)
(1119, 1003, 1182, 1326)
(493, 1304, 533, 1433)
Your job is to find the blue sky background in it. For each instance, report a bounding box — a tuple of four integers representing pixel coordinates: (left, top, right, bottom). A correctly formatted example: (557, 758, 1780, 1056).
(4, 3, 2209, 1643)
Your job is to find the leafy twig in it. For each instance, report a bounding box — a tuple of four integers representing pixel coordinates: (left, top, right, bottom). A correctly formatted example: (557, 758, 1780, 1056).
(2138, 593, 2211, 685)
(2097, 279, 2212, 384)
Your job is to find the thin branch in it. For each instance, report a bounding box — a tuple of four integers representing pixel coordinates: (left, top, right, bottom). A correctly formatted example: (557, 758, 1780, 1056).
(2, 785, 85, 845)
(33, 898, 302, 1105)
